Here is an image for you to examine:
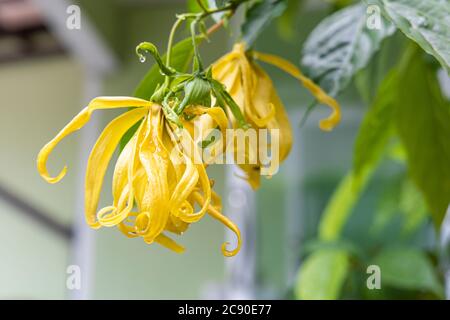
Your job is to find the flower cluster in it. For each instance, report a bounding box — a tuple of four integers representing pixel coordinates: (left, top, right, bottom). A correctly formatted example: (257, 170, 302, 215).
(37, 36, 340, 257)
(212, 43, 341, 188)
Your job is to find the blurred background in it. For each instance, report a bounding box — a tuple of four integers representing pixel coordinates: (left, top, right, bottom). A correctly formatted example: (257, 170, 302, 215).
(0, 0, 447, 299)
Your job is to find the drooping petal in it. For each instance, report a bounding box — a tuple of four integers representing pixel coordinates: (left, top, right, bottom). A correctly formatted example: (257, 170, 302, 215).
(138, 107, 171, 242)
(253, 52, 341, 131)
(97, 116, 146, 227)
(166, 124, 211, 223)
(85, 108, 147, 228)
(37, 96, 152, 184)
(192, 192, 241, 257)
(253, 64, 293, 162)
(154, 233, 185, 253)
(169, 152, 199, 218)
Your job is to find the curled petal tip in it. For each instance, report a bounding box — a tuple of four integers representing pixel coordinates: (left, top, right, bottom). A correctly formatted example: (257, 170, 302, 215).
(319, 111, 341, 132)
(221, 241, 241, 258)
(87, 221, 101, 230)
(319, 122, 334, 132)
(40, 165, 68, 184)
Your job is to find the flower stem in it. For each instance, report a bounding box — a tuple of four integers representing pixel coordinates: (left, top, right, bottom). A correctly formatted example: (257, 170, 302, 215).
(166, 17, 185, 67)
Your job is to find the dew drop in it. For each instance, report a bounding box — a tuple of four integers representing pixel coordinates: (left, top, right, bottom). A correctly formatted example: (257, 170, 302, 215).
(139, 55, 146, 63)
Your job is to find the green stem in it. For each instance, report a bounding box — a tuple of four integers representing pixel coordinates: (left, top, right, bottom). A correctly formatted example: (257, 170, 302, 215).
(190, 18, 203, 72)
(136, 42, 175, 76)
(166, 17, 185, 67)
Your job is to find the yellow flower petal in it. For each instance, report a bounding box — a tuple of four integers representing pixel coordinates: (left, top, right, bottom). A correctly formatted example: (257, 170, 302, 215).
(192, 192, 241, 257)
(85, 108, 147, 228)
(37, 96, 151, 184)
(165, 123, 212, 223)
(138, 107, 171, 242)
(88, 96, 153, 109)
(154, 233, 185, 253)
(253, 52, 341, 131)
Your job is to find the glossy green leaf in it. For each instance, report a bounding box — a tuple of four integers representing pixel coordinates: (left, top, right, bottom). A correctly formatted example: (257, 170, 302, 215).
(372, 247, 444, 297)
(241, 0, 288, 46)
(366, 0, 450, 72)
(301, 3, 395, 97)
(395, 47, 450, 228)
(295, 249, 349, 300)
(353, 70, 398, 185)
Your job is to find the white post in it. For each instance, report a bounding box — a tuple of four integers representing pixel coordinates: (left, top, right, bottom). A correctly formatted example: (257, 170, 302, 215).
(223, 165, 257, 299)
(284, 110, 304, 287)
(68, 70, 103, 300)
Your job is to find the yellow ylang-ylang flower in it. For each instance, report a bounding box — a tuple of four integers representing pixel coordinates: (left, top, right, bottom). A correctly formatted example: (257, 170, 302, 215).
(37, 97, 241, 257)
(213, 42, 341, 189)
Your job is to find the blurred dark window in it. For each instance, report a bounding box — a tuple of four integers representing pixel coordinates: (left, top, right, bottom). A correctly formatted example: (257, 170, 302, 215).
(0, 0, 64, 63)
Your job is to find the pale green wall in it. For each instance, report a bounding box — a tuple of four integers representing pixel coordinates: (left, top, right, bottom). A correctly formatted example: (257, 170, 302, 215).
(0, 56, 83, 298)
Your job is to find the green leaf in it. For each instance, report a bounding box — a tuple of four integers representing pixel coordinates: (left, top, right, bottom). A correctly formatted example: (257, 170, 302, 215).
(353, 70, 398, 184)
(319, 71, 401, 242)
(370, 178, 403, 235)
(295, 249, 349, 300)
(301, 3, 395, 97)
(399, 179, 428, 235)
(188, 0, 209, 13)
(241, 0, 288, 46)
(319, 170, 372, 242)
(395, 47, 450, 228)
(366, 0, 450, 72)
(354, 33, 405, 104)
(302, 238, 365, 261)
(119, 38, 198, 151)
(372, 247, 444, 297)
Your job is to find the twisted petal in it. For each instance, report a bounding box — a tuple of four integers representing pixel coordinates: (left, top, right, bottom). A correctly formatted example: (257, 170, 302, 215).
(37, 96, 152, 184)
(166, 125, 211, 223)
(165, 214, 190, 235)
(193, 192, 241, 257)
(253, 52, 341, 131)
(138, 107, 171, 242)
(169, 153, 199, 218)
(85, 108, 147, 228)
(97, 118, 145, 227)
(253, 64, 293, 162)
